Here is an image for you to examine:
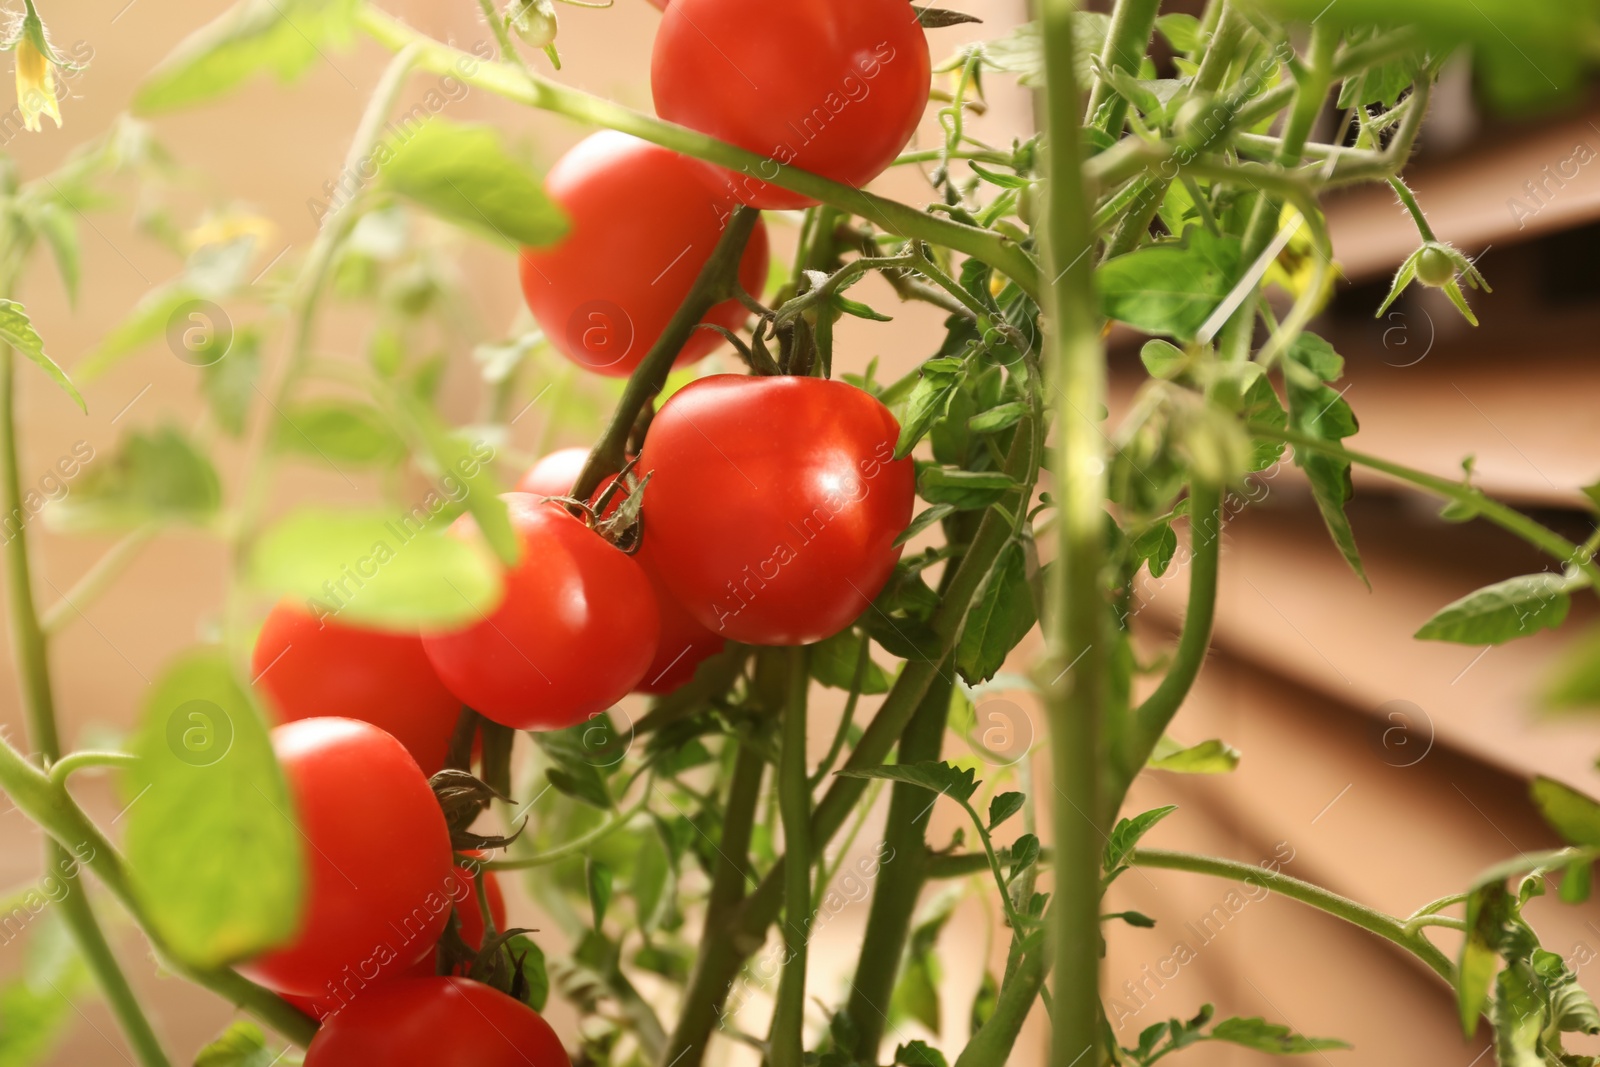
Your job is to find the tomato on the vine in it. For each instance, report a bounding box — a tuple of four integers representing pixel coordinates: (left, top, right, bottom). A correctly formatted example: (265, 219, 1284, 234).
(519, 131, 770, 378)
(651, 0, 932, 210)
(637, 375, 914, 645)
(304, 977, 571, 1067)
(422, 495, 659, 729)
(251, 603, 462, 777)
(516, 446, 589, 498)
(241, 718, 454, 999)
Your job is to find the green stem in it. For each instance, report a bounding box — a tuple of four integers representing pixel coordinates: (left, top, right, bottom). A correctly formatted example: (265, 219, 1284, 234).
(40, 525, 156, 636)
(0, 732, 316, 1046)
(954, 943, 1050, 1067)
(481, 787, 652, 870)
(1037, 5, 1109, 1067)
(0, 333, 171, 1067)
(808, 636, 868, 789)
(769, 647, 811, 1067)
(48, 750, 139, 786)
(1250, 423, 1600, 593)
(843, 671, 954, 1060)
(356, 6, 1040, 300)
(572, 206, 760, 500)
(1084, 0, 1163, 133)
(1110, 482, 1222, 805)
(1388, 176, 1438, 242)
(1131, 849, 1457, 984)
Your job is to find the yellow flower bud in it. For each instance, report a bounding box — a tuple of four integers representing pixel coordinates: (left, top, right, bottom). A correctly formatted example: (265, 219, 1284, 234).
(14, 35, 60, 132)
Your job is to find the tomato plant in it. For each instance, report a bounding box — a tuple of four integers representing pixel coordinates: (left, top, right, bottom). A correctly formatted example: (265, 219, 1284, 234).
(252, 602, 464, 776)
(3, 1, 1600, 1067)
(303, 977, 570, 1067)
(651, 0, 933, 208)
(519, 131, 771, 376)
(240, 719, 455, 999)
(421, 496, 660, 729)
(638, 374, 915, 645)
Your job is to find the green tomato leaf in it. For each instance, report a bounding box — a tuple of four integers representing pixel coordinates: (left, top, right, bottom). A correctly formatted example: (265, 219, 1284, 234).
(1531, 776, 1600, 848)
(1207, 1017, 1351, 1055)
(895, 357, 967, 460)
(1140, 339, 1186, 380)
(202, 328, 262, 438)
(378, 121, 568, 250)
(506, 933, 549, 1012)
(894, 503, 956, 548)
(123, 649, 304, 968)
(248, 507, 503, 632)
(836, 761, 980, 805)
(135, 0, 362, 114)
(47, 427, 220, 533)
(0, 915, 89, 1067)
(894, 1040, 949, 1067)
(917, 467, 1018, 510)
(1284, 333, 1367, 586)
(394, 393, 520, 568)
(1416, 573, 1573, 645)
(1104, 805, 1177, 871)
(988, 791, 1025, 830)
(194, 1021, 283, 1067)
(1542, 625, 1600, 711)
(1155, 12, 1202, 52)
(968, 401, 1028, 435)
(0, 300, 84, 412)
(1098, 230, 1242, 341)
(586, 858, 613, 929)
(1492, 963, 1545, 1067)
(1131, 521, 1178, 578)
(980, 13, 1109, 89)
(956, 538, 1038, 685)
(272, 399, 408, 468)
(1007, 833, 1041, 881)
(1148, 737, 1241, 774)
(809, 628, 892, 695)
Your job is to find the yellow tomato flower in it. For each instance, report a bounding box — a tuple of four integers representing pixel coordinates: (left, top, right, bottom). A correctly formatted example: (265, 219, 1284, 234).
(14, 35, 60, 132)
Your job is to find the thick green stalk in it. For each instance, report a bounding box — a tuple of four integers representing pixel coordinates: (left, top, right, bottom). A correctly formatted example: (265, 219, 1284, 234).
(1037, 5, 1110, 1067)
(356, 6, 1040, 300)
(843, 671, 955, 1060)
(1109, 482, 1222, 807)
(1084, 0, 1163, 133)
(1131, 849, 1457, 983)
(0, 340, 171, 1067)
(659, 418, 1039, 1067)
(954, 944, 1049, 1067)
(769, 648, 811, 1067)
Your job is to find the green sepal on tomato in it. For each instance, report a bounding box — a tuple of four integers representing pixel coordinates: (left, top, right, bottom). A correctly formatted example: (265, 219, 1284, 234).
(519, 131, 769, 377)
(637, 375, 915, 645)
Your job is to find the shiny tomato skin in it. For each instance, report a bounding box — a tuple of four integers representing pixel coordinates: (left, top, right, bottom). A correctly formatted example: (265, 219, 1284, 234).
(638, 375, 914, 645)
(422, 496, 659, 730)
(651, 0, 931, 210)
(304, 977, 571, 1067)
(636, 568, 725, 693)
(241, 719, 455, 999)
(516, 447, 590, 498)
(285, 863, 506, 1020)
(519, 131, 770, 377)
(251, 603, 462, 777)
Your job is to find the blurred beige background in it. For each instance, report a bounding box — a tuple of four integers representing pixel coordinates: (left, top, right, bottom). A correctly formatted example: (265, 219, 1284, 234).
(4, 1, 1600, 1065)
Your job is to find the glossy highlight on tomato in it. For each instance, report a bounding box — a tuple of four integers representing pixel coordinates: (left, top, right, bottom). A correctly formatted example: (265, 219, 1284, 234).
(241, 718, 454, 999)
(422, 495, 659, 729)
(651, 0, 932, 209)
(638, 375, 915, 645)
(251, 603, 463, 777)
(519, 131, 770, 377)
(304, 977, 571, 1067)
(516, 446, 589, 498)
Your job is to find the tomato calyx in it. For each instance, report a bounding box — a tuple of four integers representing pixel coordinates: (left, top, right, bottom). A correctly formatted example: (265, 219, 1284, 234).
(434, 921, 543, 1004)
(430, 769, 524, 851)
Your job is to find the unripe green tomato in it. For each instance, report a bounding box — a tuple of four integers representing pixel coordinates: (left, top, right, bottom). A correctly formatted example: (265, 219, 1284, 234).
(1018, 183, 1036, 227)
(1415, 245, 1457, 288)
(508, 0, 558, 48)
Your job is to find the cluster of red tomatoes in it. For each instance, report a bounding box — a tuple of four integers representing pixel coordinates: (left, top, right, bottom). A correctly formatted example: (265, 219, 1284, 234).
(240, 0, 931, 1061)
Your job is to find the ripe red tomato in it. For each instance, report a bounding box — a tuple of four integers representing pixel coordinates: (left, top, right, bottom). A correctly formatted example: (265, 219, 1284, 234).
(422, 496, 659, 729)
(651, 0, 931, 210)
(304, 977, 571, 1067)
(516, 447, 590, 498)
(251, 603, 462, 777)
(637, 375, 914, 645)
(637, 568, 725, 693)
(241, 719, 454, 999)
(286, 862, 506, 1020)
(520, 131, 769, 377)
